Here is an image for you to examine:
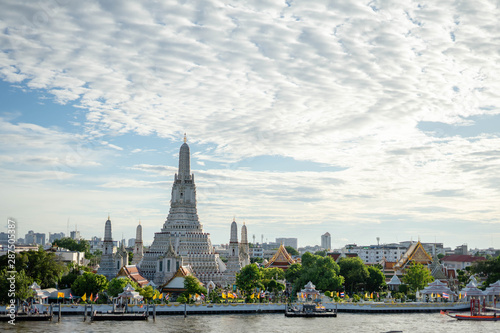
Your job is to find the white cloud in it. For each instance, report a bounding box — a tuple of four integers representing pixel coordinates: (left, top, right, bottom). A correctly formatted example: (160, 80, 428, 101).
(1, 0, 500, 247)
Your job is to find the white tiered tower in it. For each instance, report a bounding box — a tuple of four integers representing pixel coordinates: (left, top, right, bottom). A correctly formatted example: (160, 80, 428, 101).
(138, 135, 226, 285)
(225, 218, 241, 283)
(132, 222, 143, 265)
(239, 222, 250, 267)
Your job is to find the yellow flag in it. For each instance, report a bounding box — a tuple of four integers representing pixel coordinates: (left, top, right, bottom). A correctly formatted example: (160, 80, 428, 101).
(431, 293, 434, 298)
(81, 293, 87, 301)
(365, 292, 368, 298)
(195, 293, 199, 298)
(229, 293, 235, 299)
(256, 292, 260, 299)
(58, 292, 64, 298)
(222, 292, 226, 299)
(90, 293, 93, 302)
(370, 293, 373, 299)
(459, 293, 461, 300)
(153, 293, 157, 300)
(250, 293, 254, 299)
(337, 292, 339, 297)
(159, 293, 163, 299)
(437, 294, 441, 298)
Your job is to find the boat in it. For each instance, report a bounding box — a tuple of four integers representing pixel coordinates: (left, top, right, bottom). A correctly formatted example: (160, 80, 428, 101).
(285, 303, 337, 318)
(441, 299, 500, 321)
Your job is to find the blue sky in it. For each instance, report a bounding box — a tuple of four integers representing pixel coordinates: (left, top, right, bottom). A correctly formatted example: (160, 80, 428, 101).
(1, 0, 500, 249)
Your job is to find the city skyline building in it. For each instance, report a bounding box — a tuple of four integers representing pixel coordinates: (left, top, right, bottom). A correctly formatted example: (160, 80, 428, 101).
(275, 237, 298, 250)
(321, 232, 331, 251)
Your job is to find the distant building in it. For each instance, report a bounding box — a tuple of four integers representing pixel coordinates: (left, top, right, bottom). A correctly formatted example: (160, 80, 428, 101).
(342, 243, 407, 264)
(49, 232, 65, 244)
(298, 245, 323, 254)
(128, 238, 136, 247)
(262, 242, 280, 250)
(0, 232, 9, 246)
(441, 254, 486, 271)
(24, 230, 46, 245)
(454, 244, 468, 255)
(275, 238, 298, 250)
(321, 232, 331, 251)
(70, 230, 81, 240)
(251, 246, 264, 259)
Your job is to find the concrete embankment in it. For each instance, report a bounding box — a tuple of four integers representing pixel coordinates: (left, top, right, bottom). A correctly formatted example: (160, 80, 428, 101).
(0, 301, 470, 316)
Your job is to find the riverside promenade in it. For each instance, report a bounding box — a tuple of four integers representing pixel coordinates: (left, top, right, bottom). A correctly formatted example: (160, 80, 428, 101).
(1, 301, 471, 316)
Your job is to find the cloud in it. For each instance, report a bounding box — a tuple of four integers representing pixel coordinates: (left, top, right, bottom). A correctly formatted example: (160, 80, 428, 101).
(1, 0, 500, 246)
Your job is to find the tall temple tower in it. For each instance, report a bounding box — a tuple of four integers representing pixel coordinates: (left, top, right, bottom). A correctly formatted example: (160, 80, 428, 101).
(98, 215, 121, 280)
(225, 218, 241, 283)
(132, 222, 143, 265)
(138, 135, 226, 285)
(239, 222, 250, 267)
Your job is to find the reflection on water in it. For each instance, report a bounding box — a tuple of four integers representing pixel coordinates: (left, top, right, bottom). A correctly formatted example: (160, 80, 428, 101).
(1, 313, 497, 333)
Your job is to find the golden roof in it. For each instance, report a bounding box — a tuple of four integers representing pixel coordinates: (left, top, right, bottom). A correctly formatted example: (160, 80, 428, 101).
(265, 244, 295, 268)
(394, 241, 432, 270)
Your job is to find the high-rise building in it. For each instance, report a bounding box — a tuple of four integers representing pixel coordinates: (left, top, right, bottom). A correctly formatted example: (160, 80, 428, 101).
(24, 230, 46, 245)
(138, 135, 226, 286)
(70, 230, 81, 240)
(275, 238, 298, 250)
(49, 232, 65, 244)
(321, 232, 331, 251)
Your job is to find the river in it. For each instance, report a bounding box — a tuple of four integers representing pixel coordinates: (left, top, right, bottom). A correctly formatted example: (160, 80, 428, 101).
(1, 313, 497, 332)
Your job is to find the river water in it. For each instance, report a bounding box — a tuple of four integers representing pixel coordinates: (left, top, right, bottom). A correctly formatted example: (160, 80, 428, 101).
(1, 313, 497, 333)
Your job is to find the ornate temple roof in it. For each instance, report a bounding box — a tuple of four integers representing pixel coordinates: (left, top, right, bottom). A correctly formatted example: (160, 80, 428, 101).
(265, 244, 295, 270)
(393, 241, 432, 271)
(117, 265, 149, 287)
(160, 265, 202, 293)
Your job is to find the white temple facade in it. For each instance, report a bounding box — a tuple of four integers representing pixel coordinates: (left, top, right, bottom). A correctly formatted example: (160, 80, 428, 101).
(138, 135, 226, 286)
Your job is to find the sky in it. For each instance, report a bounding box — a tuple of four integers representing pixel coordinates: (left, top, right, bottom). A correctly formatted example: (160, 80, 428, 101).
(1, 0, 499, 250)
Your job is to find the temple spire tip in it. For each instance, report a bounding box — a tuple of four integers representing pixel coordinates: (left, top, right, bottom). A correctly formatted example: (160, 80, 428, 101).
(183, 133, 187, 143)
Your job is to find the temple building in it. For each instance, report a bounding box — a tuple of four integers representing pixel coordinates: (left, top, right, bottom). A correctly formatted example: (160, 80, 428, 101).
(97, 216, 128, 280)
(225, 218, 241, 283)
(138, 135, 226, 286)
(393, 240, 432, 272)
(239, 222, 250, 267)
(132, 222, 143, 265)
(265, 243, 296, 270)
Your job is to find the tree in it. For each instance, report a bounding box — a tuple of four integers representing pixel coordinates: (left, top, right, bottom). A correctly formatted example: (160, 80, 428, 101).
(261, 267, 285, 281)
(292, 252, 343, 295)
(138, 285, 160, 302)
(0, 269, 34, 303)
(338, 257, 369, 293)
(71, 272, 108, 297)
(250, 257, 263, 264)
(236, 264, 263, 296)
(314, 250, 327, 257)
(53, 237, 91, 258)
(401, 262, 434, 292)
(107, 277, 138, 297)
(0, 249, 66, 288)
(470, 255, 500, 287)
(184, 275, 207, 297)
(285, 263, 302, 285)
(128, 252, 134, 264)
(366, 266, 386, 292)
(285, 246, 299, 256)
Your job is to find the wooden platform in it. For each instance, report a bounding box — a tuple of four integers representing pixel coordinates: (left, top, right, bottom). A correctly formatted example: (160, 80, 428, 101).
(0, 314, 53, 322)
(91, 312, 148, 321)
